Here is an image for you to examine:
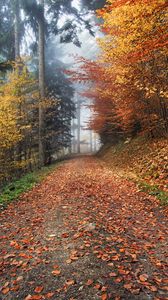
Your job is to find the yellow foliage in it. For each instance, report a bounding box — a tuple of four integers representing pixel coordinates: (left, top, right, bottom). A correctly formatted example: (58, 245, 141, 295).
(0, 62, 38, 180)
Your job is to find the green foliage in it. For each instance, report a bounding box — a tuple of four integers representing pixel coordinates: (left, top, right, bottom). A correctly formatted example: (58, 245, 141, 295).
(45, 55, 75, 163)
(0, 162, 58, 207)
(0, 0, 15, 60)
(138, 182, 168, 206)
(82, 0, 106, 10)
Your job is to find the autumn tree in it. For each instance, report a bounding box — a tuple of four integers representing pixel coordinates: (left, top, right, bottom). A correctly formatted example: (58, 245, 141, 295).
(96, 0, 168, 138)
(0, 64, 38, 181)
(65, 0, 168, 144)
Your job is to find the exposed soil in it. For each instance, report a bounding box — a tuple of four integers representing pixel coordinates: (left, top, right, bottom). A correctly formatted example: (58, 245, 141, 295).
(0, 157, 168, 300)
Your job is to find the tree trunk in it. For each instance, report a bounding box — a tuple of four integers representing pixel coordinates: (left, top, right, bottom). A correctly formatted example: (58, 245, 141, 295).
(76, 94, 81, 154)
(14, 0, 20, 59)
(72, 118, 76, 153)
(94, 132, 97, 152)
(38, 0, 45, 166)
(90, 130, 93, 153)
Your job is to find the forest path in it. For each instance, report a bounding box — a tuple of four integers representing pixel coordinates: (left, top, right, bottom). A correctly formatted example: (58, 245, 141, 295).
(0, 157, 167, 300)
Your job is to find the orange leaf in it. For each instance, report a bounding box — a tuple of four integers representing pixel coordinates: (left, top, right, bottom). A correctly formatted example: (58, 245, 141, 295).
(25, 296, 42, 300)
(52, 270, 61, 276)
(34, 286, 44, 293)
(53, 264, 59, 269)
(111, 255, 119, 261)
(30, 296, 43, 300)
(147, 285, 157, 292)
(66, 279, 75, 286)
(101, 293, 108, 300)
(86, 279, 93, 286)
(115, 277, 122, 283)
(45, 292, 55, 298)
(70, 255, 78, 261)
(25, 295, 32, 300)
(2, 287, 10, 295)
(109, 272, 117, 277)
(94, 283, 101, 290)
(124, 283, 132, 290)
(139, 274, 149, 282)
(11, 285, 20, 292)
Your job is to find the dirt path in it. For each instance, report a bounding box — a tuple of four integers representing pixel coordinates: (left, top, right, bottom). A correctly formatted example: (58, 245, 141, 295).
(0, 157, 168, 300)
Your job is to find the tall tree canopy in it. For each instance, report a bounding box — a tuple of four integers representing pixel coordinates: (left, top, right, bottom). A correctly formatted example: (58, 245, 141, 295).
(66, 0, 168, 144)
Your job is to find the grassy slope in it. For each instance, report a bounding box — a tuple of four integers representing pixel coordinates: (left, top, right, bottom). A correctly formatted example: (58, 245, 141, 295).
(0, 163, 60, 208)
(99, 137, 168, 205)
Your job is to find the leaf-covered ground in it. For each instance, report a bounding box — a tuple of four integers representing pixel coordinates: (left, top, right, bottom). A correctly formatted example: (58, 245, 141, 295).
(99, 137, 168, 193)
(0, 157, 168, 300)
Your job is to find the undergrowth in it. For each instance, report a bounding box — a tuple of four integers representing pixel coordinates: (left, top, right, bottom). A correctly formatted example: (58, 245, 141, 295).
(99, 137, 168, 205)
(0, 163, 58, 208)
(138, 182, 168, 206)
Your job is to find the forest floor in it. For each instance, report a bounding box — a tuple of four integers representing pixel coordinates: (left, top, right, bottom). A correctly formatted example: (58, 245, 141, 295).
(0, 157, 168, 300)
(99, 137, 168, 197)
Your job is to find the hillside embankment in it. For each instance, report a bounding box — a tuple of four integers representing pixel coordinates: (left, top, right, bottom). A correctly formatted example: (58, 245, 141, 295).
(98, 137, 168, 205)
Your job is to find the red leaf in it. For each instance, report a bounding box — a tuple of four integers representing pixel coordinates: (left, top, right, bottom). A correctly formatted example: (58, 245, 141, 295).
(45, 292, 55, 298)
(94, 283, 101, 290)
(86, 279, 93, 286)
(62, 233, 69, 238)
(34, 286, 44, 293)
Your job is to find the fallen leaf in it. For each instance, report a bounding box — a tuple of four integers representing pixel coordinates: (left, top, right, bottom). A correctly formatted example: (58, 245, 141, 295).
(66, 279, 75, 286)
(52, 270, 61, 276)
(4, 253, 15, 259)
(34, 286, 44, 293)
(11, 285, 20, 292)
(101, 293, 108, 300)
(124, 283, 132, 290)
(86, 279, 93, 286)
(17, 276, 23, 282)
(45, 292, 55, 298)
(25, 295, 32, 300)
(94, 283, 101, 290)
(66, 259, 72, 264)
(139, 274, 149, 282)
(115, 277, 122, 283)
(101, 286, 107, 292)
(109, 272, 117, 277)
(2, 287, 10, 295)
(30, 296, 43, 300)
(62, 233, 69, 238)
(147, 285, 157, 292)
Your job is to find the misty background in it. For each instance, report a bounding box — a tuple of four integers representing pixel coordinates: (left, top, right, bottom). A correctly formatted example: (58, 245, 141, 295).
(21, 0, 103, 153)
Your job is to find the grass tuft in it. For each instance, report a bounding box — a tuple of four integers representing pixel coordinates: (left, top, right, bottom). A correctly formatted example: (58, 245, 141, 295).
(0, 163, 58, 208)
(138, 182, 168, 205)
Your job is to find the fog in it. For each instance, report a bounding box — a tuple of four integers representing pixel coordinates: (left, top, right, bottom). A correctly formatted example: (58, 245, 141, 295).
(52, 3, 102, 152)
(22, 0, 102, 153)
